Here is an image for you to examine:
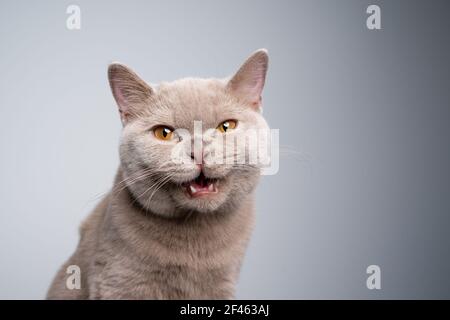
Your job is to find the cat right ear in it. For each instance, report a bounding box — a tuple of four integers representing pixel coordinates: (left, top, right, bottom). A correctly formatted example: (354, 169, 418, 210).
(227, 49, 269, 110)
(108, 63, 153, 125)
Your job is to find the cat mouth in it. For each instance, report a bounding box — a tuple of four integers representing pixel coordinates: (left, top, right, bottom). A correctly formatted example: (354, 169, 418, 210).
(181, 172, 219, 198)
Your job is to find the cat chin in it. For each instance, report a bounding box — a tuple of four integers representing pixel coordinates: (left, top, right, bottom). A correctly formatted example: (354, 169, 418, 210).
(125, 178, 232, 216)
(124, 167, 257, 216)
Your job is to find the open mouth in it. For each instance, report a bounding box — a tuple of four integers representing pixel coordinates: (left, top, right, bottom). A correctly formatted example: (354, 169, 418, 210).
(182, 172, 219, 198)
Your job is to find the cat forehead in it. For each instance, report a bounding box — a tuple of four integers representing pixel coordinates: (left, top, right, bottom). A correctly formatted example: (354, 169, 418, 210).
(155, 78, 228, 102)
(144, 77, 243, 128)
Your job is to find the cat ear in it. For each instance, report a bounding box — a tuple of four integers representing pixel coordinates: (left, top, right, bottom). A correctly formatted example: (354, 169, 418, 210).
(108, 63, 153, 125)
(227, 49, 269, 109)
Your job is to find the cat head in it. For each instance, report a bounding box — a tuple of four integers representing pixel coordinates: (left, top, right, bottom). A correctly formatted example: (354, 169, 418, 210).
(108, 49, 270, 217)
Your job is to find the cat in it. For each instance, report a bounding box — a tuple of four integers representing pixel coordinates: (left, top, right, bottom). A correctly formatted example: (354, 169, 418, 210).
(47, 49, 270, 299)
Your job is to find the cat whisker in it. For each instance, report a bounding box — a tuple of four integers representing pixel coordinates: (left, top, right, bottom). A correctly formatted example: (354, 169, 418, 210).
(130, 172, 176, 209)
(144, 173, 177, 210)
(111, 162, 175, 196)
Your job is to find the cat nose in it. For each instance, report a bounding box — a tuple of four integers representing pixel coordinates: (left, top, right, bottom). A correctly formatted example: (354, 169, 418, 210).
(190, 151, 203, 164)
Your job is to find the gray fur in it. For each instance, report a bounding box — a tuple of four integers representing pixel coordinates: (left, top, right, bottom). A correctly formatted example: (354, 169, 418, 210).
(47, 49, 269, 299)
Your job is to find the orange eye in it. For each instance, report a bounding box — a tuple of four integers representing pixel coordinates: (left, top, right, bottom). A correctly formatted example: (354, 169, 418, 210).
(153, 126, 173, 141)
(217, 120, 237, 133)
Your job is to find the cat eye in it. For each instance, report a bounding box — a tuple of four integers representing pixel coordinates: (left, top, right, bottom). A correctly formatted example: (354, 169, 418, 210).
(216, 120, 237, 133)
(153, 126, 174, 141)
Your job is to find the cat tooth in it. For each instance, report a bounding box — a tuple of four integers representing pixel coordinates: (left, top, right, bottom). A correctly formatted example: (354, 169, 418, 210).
(189, 185, 197, 194)
(208, 183, 214, 192)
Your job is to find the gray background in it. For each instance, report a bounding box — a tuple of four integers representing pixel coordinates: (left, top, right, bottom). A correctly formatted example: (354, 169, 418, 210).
(0, 0, 449, 299)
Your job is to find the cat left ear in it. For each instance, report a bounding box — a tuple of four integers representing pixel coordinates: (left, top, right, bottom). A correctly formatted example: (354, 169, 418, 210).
(108, 63, 153, 125)
(227, 49, 269, 110)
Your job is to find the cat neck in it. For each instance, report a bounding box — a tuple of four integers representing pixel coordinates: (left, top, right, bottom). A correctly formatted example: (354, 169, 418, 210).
(105, 168, 255, 268)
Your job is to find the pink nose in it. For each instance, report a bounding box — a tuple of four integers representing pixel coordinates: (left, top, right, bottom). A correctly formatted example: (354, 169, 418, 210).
(191, 134, 205, 164)
(190, 151, 204, 164)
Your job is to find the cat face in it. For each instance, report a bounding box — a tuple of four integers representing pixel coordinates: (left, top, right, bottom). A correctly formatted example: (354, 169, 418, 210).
(108, 50, 269, 216)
